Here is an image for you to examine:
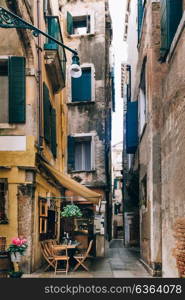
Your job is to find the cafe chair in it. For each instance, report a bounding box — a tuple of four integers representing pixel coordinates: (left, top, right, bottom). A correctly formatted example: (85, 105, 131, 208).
(40, 241, 55, 271)
(73, 240, 93, 272)
(51, 245, 70, 275)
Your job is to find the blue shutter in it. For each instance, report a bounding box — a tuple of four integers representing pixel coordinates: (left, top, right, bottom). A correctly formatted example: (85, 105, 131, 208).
(138, 0, 144, 41)
(68, 136, 75, 171)
(9, 57, 26, 123)
(126, 101, 138, 154)
(169, 0, 182, 44)
(72, 68, 91, 102)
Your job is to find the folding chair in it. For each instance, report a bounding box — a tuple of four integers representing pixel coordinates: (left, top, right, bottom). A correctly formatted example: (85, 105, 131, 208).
(51, 245, 70, 275)
(40, 241, 55, 271)
(73, 240, 93, 272)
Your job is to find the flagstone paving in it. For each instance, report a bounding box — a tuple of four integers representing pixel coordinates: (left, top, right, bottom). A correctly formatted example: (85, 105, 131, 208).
(23, 240, 151, 278)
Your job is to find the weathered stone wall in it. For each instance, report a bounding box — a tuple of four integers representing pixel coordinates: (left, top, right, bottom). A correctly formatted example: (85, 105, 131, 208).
(160, 22, 185, 276)
(18, 183, 35, 273)
(133, 2, 163, 274)
(62, 0, 110, 188)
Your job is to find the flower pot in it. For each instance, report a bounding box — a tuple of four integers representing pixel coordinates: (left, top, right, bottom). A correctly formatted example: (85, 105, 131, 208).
(9, 271, 23, 278)
(10, 252, 22, 262)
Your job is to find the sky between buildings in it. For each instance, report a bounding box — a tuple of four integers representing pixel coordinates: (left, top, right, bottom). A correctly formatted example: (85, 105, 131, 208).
(109, 0, 127, 146)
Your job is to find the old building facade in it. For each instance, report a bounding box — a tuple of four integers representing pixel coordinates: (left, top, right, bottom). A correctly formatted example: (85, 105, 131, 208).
(124, 0, 185, 277)
(60, 0, 113, 255)
(0, 0, 103, 273)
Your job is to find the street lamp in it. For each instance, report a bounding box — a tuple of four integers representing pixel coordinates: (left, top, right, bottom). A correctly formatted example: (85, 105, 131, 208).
(70, 53, 82, 78)
(0, 6, 82, 78)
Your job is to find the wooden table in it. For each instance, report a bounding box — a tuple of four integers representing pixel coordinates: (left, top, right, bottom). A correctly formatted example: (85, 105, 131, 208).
(53, 242, 80, 250)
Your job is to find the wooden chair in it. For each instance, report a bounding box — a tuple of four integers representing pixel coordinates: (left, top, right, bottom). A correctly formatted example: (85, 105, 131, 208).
(40, 241, 55, 271)
(73, 240, 93, 272)
(51, 245, 70, 275)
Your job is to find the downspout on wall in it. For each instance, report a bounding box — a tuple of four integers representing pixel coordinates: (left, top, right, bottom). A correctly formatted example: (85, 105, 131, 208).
(37, 0, 43, 151)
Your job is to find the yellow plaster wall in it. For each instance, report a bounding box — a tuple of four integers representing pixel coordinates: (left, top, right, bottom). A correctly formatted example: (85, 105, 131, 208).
(32, 174, 61, 271)
(0, 167, 27, 244)
(0, 136, 36, 167)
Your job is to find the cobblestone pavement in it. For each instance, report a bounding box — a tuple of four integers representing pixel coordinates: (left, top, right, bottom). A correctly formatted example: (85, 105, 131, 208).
(23, 240, 151, 278)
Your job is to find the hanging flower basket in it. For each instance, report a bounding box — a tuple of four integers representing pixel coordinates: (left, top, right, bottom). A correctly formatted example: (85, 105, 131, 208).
(60, 204, 82, 218)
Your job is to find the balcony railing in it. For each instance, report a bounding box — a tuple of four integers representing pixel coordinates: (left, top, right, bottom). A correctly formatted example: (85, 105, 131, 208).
(44, 16, 67, 91)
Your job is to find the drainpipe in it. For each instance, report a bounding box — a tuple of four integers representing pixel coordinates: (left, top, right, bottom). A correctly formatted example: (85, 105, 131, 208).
(37, 0, 43, 151)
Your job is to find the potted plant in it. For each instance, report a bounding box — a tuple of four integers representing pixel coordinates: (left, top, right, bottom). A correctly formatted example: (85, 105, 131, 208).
(7, 237, 28, 262)
(7, 237, 28, 278)
(60, 204, 82, 218)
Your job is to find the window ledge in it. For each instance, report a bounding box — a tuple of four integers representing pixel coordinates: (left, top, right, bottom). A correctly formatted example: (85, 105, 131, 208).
(166, 11, 185, 63)
(68, 33, 95, 38)
(67, 101, 95, 106)
(0, 123, 15, 129)
(69, 170, 96, 174)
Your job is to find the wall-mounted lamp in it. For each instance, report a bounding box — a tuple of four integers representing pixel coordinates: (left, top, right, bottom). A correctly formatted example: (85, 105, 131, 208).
(0, 6, 82, 78)
(70, 54, 82, 78)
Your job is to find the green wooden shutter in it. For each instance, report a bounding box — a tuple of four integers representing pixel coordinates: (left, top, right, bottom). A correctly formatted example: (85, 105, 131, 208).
(43, 83, 51, 144)
(160, 0, 182, 58)
(67, 11, 73, 35)
(67, 136, 75, 171)
(51, 108, 57, 158)
(169, 0, 182, 44)
(72, 68, 91, 102)
(160, 0, 168, 56)
(9, 56, 26, 123)
(138, 0, 144, 41)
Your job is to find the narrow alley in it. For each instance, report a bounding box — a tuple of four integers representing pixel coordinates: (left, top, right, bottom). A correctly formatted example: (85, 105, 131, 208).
(23, 240, 150, 278)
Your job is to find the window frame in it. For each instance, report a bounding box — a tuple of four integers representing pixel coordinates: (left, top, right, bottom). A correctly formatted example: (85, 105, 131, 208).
(67, 11, 95, 37)
(68, 133, 95, 172)
(68, 63, 95, 103)
(0, 178, 8, 224)
(0, 57, 9, 124)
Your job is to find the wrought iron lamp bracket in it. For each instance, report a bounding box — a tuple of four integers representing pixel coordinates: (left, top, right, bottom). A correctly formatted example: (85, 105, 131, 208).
(0, 6, 77, 55)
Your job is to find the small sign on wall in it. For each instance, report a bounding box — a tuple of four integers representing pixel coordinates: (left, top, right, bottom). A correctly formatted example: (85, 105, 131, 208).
(0, 136, 26, 151)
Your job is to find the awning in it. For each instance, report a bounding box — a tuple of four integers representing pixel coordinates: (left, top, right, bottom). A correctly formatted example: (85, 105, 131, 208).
(42, 162, 101, 205)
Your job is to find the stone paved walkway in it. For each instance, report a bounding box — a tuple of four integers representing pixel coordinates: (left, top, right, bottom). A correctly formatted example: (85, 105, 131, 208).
(23, 239, 151, 278)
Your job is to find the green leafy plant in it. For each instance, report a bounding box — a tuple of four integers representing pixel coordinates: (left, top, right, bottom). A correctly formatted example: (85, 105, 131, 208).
(7, 237, 28, 255)
(60, 204, 82, 218)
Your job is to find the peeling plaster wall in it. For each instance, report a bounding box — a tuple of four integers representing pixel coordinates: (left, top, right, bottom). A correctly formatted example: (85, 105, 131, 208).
(62, 0, 110, 188)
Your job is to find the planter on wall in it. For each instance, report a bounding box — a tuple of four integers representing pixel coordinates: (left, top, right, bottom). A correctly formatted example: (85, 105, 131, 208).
(9, 271, 23, 278)
(10, 252, 22, 262)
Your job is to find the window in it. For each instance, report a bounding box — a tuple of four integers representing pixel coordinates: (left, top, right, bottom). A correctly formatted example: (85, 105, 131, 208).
(139, 61, 147, 136)
(71, 68, 92, 102)
(140, 174, 147, 207)
(39, 197, 57, 240)
(0, 179, 8, 224)
(75, 140, 91, 171)
(0, 56, 26, 124)
(67, 12, 94, 35)
(160, 0, 183, 59)
(43, 83, 57, 158)
(68, 135, 95, 172)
